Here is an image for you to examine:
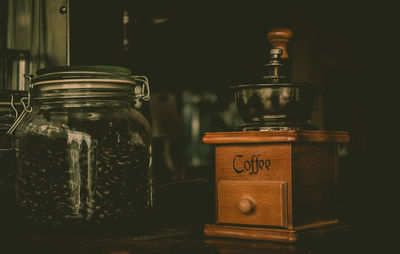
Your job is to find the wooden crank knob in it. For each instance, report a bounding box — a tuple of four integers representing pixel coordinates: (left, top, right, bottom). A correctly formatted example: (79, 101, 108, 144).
(267, 28, 293, 59)
(238, 198, 255, 215)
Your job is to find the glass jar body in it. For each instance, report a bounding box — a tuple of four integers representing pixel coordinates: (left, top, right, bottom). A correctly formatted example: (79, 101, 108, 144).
(15, 100, 152, 231)
(0, 91, 25, 228)
(0, 114, 17, 217)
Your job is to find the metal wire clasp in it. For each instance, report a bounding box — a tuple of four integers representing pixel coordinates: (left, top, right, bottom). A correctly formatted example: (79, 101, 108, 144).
(10, 94, 18, 119)
(132, 75, 150, 101)
(6, 74, 33, 135)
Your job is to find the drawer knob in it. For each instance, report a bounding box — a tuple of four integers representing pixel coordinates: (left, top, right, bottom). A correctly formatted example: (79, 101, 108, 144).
(238, 198, 255, 215)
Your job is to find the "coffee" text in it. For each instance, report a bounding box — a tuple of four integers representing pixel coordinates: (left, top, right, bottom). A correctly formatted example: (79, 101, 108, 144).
(232, 154, 271, 175)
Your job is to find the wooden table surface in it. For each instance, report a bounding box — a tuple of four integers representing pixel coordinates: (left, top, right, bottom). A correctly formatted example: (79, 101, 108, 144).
(0, 177, 393, 253)
(0, 223, 390, 254)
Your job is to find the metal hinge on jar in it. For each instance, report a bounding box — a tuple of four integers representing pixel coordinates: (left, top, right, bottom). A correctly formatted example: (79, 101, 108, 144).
(132, 75, 150, 101)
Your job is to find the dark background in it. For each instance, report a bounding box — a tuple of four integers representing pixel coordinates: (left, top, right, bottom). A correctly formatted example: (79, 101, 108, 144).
(70, 0, 397, 244)
(0, 1, 396, 252)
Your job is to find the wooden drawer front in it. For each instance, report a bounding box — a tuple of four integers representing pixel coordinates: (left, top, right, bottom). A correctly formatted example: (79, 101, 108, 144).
(217, 180, 287, 227)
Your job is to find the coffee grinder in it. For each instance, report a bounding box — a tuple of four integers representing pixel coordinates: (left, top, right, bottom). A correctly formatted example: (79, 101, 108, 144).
(203, 28, 350, 243)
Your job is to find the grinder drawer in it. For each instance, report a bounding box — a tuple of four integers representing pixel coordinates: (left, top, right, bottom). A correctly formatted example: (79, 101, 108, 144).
(217, 180, 287, 227)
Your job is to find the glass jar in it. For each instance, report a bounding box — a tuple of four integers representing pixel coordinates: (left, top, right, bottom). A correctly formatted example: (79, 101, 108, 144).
(0, 91, 25, 225)
(13, 66, 152, 232)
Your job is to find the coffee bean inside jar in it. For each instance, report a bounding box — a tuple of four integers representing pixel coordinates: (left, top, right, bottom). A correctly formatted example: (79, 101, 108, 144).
(14, 66, 153, 233)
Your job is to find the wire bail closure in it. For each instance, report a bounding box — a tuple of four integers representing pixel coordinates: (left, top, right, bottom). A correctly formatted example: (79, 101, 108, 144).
(0, 95, 17, 150)
(6, 74, 33, 135)
(132, 75, 150, 101)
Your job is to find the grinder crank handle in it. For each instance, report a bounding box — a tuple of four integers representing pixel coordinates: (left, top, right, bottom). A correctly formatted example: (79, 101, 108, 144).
(267, 28, 293, 59)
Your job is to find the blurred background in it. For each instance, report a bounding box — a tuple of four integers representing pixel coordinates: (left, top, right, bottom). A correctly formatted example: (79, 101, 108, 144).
(0, 0, 395, 233)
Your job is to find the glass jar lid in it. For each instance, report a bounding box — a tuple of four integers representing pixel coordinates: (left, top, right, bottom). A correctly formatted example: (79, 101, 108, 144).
(6, 66, 150, 135)
(30, 65, 150, 101)
(33, 65, 133, 83)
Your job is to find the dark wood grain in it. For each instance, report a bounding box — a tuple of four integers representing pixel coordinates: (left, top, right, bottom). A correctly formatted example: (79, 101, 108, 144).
(215, 144, 293, 227)
(292, 143, 337, 226)
(204, 221, 349, 243)
(203, 130, 350, 144)
(204, 130, 350, 242)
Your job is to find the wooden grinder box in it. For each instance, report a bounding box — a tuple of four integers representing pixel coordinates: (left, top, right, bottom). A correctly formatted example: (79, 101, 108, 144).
(203, 130, 350, 243)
